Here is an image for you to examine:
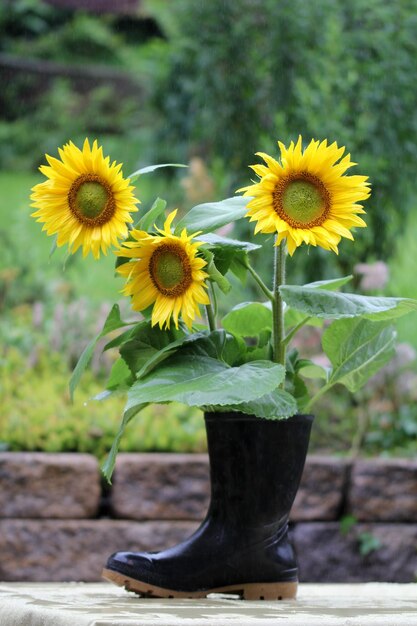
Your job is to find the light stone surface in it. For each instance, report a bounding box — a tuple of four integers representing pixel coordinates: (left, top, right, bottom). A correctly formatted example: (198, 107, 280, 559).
(0, 452, 101, 518)
(348, 459, 417, 521)
(0, 582, 416, 625)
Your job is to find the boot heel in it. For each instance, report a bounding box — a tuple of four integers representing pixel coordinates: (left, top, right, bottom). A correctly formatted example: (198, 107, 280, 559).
(242, 581, 297, 601)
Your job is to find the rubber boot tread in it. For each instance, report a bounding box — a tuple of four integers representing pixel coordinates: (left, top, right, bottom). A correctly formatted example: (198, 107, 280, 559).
(102, 567, 297, 601)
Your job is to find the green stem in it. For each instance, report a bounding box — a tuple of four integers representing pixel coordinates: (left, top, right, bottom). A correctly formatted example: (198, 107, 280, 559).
(272, 241, 287, 368)
(246, 264, 274, 302)
(209, 282, 218, 318)
(205, 284, 216, 332)
(283, 316, 312, 348)
(305, 382, 333, 413)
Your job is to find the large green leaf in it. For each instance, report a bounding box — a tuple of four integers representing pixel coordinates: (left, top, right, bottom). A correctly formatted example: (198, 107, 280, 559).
(322, 318, 396, 392)
(284, 277, 352, 331)
(125, 357, 285, 415)
(304, 275, 353, 291)
(222, 302, 272, 337)
(174, 196, 250, 235)
(219, 388, 297, 419)
(69, 304, 133, 400)
(281, 285, 417, 321)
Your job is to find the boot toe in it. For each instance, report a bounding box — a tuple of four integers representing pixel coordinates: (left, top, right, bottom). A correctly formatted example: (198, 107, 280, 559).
(106, 551, 155, 579)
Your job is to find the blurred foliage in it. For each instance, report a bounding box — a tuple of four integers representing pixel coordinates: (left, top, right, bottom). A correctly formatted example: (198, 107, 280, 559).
(149, 0, 417, 274)
(0, 0, 159, 171)
(1, 0, 417, 457)
(0, 78, 146, 171)
(0, 347, 206, 457)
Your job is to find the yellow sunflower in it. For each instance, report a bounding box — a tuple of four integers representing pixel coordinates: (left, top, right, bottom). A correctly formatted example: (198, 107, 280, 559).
(116, 210, 210, 330)
(239, 136, 371, 255)
(31, 139, 139, 259)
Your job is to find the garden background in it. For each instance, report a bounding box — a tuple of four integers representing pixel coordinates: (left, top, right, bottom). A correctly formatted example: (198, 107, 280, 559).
(2, 0, 417, 463)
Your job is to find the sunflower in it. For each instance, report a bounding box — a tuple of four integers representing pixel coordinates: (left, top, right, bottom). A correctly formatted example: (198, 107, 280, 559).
(238, 136, 371, 255)
(31, 139, 139, 259)
(116, 210, 210, 330)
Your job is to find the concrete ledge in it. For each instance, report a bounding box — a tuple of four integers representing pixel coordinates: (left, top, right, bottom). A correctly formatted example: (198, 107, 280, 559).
(0, 582, 416, 625)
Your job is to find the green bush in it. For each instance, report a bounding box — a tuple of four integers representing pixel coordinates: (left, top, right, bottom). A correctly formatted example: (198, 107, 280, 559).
(0, 347, 206, 458)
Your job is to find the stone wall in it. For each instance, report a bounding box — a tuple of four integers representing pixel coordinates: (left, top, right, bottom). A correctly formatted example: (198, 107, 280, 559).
(0, 452, 416, 583)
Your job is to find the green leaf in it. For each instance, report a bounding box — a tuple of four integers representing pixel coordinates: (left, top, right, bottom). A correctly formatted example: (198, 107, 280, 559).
(220, 388, 297, 419)
(200, 248, 231, 293)
(69, 305, 133, 400)
(299, 363, 330, 381)
(180, 329, 246, 366)
(304, 275, 353, 291)
(101, 404, 147, 483)
(129, 163, 188, 182)
(281, 285, 417, 321)
(197, 233, 261, 252)
(358, 532, 382, 556)
(125, 357, 285, 415)
(222, 302, 272, 337)
(229, 254, 249, 284)
(174, 196, 249, 235)
(120, 322, 186, 378)
(323, 318, 396, 392)
(106, 358, 132, 391)
(49, 235, 58, 260)
(198, 234, 260, 277)
(340, 514, 357, 536)
(137, 197, 167, 232)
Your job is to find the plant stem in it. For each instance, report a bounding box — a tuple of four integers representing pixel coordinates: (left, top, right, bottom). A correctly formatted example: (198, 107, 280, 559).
(283, 315, 312, 347)
(205, 284, 216, 332)
(305, 382, 333, 413)
(246, 264, 274, 302)
(272, 241, 287, 368)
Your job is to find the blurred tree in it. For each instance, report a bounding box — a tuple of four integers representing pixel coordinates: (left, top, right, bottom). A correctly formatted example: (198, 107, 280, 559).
(151, 0, 417, 269)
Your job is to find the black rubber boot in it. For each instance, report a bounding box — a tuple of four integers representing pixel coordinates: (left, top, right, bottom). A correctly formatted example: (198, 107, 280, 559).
(103, 412, 313, 600)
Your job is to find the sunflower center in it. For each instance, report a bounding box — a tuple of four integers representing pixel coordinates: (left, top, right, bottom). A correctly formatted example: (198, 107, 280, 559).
(273, 172, 330, 228)
(68, 174, 115, 226)
(149, 244, 192, 296)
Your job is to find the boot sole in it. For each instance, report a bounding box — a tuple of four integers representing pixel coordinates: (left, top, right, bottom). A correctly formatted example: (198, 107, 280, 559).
(102, 567, 297, 601)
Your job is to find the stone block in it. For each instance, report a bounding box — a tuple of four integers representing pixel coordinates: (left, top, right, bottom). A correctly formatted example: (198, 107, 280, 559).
(292, 456, 351, 521)
(0, 519, 197, 582)
(0, 453, 101, 519)
(293, 522, 417, 583)
(347, 459, 417, 521)
(110, 453, 210, 520)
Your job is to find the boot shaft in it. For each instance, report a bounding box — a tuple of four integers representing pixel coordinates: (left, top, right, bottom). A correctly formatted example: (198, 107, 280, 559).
(204, 412, 314, 527)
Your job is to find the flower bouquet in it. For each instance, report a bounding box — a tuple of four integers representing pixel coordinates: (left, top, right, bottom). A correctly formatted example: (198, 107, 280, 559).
(31, 136, 417, 600)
